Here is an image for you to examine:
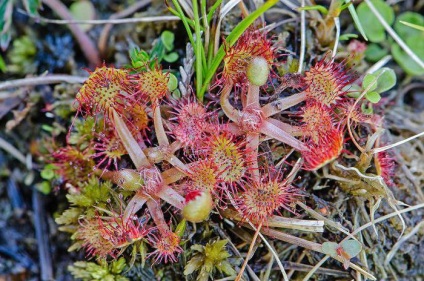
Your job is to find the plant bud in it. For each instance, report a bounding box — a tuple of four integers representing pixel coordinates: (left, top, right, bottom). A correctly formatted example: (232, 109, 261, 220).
(247, 57, 269, 86)
(182, 190, 213, 223)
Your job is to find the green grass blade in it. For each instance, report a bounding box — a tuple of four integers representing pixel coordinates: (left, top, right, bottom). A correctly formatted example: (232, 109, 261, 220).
(207, 0, 223, 23)
(346, 0, 368, 41)
(192, 0, 203, 101)
(170, 0, 195, 46)
(199, 0, 278, 98)
(399, 20, 424, 31)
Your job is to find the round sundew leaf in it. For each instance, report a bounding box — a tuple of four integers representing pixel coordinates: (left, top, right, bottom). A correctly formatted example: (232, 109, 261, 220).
(365, 91, 381, 103)
(394, 12, 424, 40)
(69, 0, 96, 31)
(340, 239, 362, 258)
(322, 242, 338, 258)
(357, 0, 395, 43)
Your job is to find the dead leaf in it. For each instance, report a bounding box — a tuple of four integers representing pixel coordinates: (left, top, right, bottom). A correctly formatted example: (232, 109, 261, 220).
(6, 102, 34, 132)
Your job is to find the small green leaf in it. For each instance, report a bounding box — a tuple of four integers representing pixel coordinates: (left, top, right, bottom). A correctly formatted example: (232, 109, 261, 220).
(362, 73, 378, 92)
(167, 72, 178, 91)
(357, 0, 395, 43)
(175, 218, 186, 238)
(216, 260, 236, 276)
(372, 67, 396, 93)
(365, 91, 381, 103)
(323, 240, 361, 259)
(41, 124, 54, 132)
(164, 52, 179, 63)
(0, 54, 6, 72)
(394, 12, 424, 40)
(339, 33, 358, 41)
(391, 34, 424, 76)
(41, 165, 56, 180)
(129, 47, 150, 69)
(69, 0, 96, 31)
(365, 43, 389, 62)
(322, 242, 338, 257)
(36, 181, 51, 195)
(340, 240, 362, 258)
(297, 5, 328, 15)
(161, 30, 175, 51)
(184, 256, 203, 276)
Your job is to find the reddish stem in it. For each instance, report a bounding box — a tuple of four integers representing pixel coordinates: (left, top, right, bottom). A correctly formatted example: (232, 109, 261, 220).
(259, 120, 307, 151)
(158, 186, 185, 210)
(266, 118, 303, 136)
(146, 198, 171, 235)
(220, 83, 240, 123)
(153, 105, 170, 146)
(262, 92, 307, 118)
(246, 133, 260, 181)
(113, 110, 151, 169)
(246, 84, 260, 108)
(124, 190, 148, 221)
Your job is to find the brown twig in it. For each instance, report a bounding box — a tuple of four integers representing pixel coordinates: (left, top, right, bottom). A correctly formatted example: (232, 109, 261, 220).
(0, 75, 86, 91)
(41, 0, 101, 67)
(19, 8, 179, 25)
(235, 223, 262, 281)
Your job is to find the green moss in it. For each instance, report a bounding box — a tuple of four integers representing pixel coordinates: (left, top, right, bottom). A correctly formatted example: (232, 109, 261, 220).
(184, 239, 236, 281)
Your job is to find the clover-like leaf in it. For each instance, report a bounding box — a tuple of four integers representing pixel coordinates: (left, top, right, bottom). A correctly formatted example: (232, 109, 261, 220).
(322, 240, 361, 259)
(365, 91, 381, 103)
(362, 73, 378, 92)
(70, 0, 96, 31)
(357, 0, 395, 43)
(340, 239, 362, 258)
(365, 43, 389, 62)
(394, 12, 424, 40)
(322, 240, 362, 269)
(363, 68, 396, 99)
(372, 68, 396, 93)
(161, 30, 175, 51)
(322, 241, 339, 257)
(164, 52, 179, 63)
(392, 34, 424, 76)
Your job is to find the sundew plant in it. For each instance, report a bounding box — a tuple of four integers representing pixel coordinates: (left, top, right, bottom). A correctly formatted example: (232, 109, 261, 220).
(25, 0, 424, 280)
